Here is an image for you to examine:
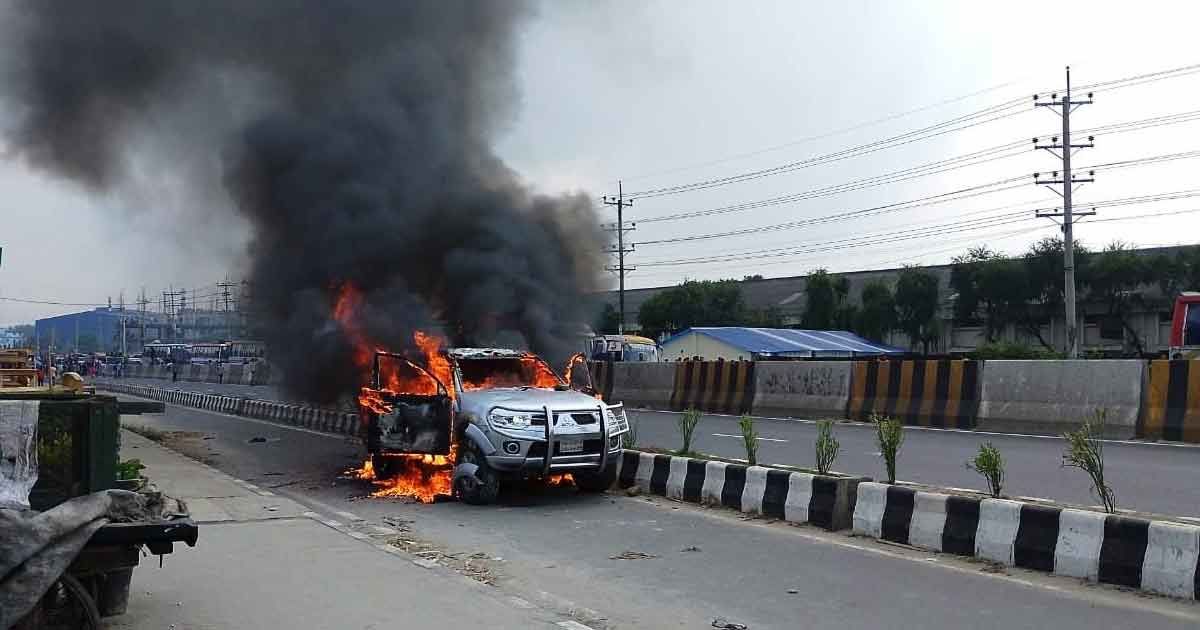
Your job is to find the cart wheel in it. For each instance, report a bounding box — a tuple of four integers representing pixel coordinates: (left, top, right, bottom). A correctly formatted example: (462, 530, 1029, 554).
(40, 573, 102, 630)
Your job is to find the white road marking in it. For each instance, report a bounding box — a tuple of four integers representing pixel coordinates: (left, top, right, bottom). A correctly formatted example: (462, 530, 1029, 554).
(555, 622, 595, 630)
(334, 510, 363, 522)
(712, 433, 788, 443)
(371, 525, 399, 535)
(412, 558, 440, 569)
(508, 596, 536, 609)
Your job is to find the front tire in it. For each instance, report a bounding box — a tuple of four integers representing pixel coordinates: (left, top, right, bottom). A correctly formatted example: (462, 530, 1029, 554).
(454, 443, 501, 505)
(371, 451, 397, 480)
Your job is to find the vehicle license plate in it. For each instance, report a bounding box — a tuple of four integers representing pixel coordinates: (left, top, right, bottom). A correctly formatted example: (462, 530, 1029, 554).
(559, 439, 584, 454)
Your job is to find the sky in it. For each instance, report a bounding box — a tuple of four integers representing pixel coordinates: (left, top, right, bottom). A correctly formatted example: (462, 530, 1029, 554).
(4, 0, 1200, 325)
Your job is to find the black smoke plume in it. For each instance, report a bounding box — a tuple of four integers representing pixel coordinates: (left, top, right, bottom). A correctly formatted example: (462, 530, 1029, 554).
(0, 1, 605, 402)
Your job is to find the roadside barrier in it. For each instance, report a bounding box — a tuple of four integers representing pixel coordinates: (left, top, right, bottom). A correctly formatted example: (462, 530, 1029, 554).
(616, 450, 866, 531)
(751, 361, 852, 419)
(668, 360, 756, 415)
(847, 360, 981, 429)
(225, 363, 244, 384)
(251, 362, 272, 386)
(609, 362, 676, 409)
(853, 482, 1200, 600)
(1138, 359, 1200, 442)
(979, 360, 1143, 439)
(241, 364, 255, 385)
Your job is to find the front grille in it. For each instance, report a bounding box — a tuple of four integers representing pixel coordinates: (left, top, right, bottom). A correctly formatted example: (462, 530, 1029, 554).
(569, 413, 597, 425)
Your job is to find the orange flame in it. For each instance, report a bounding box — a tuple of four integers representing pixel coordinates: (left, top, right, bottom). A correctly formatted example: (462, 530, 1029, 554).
(333, 283, 458, 503)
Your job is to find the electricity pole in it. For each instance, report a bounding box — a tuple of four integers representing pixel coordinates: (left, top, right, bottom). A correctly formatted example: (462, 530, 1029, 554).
(603, 181, 636, 335)
(218, 280, 236, 342)
(1034, 66, 1095, 359)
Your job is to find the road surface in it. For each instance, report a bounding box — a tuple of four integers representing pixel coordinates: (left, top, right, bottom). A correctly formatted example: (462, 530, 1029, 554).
(110, 394, 1200, 629)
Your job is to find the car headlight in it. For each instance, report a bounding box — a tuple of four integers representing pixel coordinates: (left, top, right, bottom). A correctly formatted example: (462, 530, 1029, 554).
(489, 411, 535, 430)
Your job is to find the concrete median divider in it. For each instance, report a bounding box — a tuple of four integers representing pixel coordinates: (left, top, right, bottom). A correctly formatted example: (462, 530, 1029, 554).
(852, 481, 1200, 600)
(978, 360, 1143, 438)
(668, 360, 756, 415)
(225, 363, 244, 384)
(751, 361, 851, 419)
(241, 364, 255, 385)
(848, 359, 981, 429)
(1138, 359, 1200, 442)
(610, 362, 676, 409)
(616, 450, 867, 531)
(251, 362, 272, 386)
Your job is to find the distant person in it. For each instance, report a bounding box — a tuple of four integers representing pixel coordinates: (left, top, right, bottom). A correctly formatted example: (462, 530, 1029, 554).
(217, 361, 225, 384)
(48, 364, 58, 385)
(171, 363, 178, 382)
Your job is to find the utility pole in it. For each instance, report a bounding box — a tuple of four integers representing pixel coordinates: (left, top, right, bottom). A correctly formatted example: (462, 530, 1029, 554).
(1034, 66, 1095, 359)
(218, 280, 236, 342)
(602, 181, 636, 335)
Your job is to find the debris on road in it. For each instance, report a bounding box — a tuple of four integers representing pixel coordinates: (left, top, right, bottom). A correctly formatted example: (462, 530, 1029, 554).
(680, 545, 701, 552)
(610, 550, 658, 560)
(248, 436, 267, 443)
(712, 618, 749, 630)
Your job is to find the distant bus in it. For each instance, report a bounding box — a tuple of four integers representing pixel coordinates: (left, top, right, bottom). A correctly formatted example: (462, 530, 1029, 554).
(190, 342, 229, 365)
(588, 334, 661, 362)
(228, 340, 266, 363)
(143, 342, 190, 365)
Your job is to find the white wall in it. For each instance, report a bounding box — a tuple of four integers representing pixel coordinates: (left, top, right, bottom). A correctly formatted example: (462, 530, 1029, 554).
(661, 332, 750, 361)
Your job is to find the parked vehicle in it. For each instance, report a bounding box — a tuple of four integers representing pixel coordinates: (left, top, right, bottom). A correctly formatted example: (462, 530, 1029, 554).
(1169, 292, 1200, 359)
(588, 334, 661, 362)
(360, 347, 630, 504)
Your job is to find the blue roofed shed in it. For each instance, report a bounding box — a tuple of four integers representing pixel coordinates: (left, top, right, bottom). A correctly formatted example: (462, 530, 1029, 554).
(660, 327, 904, 361)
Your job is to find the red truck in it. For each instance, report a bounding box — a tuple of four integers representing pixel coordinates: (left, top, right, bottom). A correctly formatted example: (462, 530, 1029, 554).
(1169, 292, 1200, 359)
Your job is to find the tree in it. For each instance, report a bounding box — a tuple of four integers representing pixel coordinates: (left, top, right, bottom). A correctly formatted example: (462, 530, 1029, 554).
(894, 267, 940, 353)
(949, 247, 995, 325)
(637, 280, 749, 339)
(855, 281, 895, 342)
(801, 269, 855, 330)
(1083, 242, 1152, 354)
(594, 303, 620, 335)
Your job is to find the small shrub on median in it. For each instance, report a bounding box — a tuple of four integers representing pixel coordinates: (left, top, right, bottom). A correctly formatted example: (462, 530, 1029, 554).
(738, 414, 758, 466)
(814, 420, 840, 475)
(1062, 409, 1117, 513)
(676, 407, 702, 456)
(966, 442, 1004, 498)
(872, 414, 904, 484)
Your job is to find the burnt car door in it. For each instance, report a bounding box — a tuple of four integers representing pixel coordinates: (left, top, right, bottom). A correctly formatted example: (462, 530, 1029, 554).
(363, 351, 452, 456)
(563, 352, 599, 396)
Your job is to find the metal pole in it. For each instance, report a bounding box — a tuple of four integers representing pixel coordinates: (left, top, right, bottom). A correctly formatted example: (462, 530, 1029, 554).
(617, 180, 625, 335)
(1061, 68, 1078, 359)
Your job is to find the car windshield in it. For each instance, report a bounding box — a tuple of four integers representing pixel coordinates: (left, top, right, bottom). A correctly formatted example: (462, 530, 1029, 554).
(457, 357, 563, 391)
(1186, 304, 1200, 346)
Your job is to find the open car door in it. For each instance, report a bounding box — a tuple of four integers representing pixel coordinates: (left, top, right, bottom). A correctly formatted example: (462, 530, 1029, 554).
(362, 351, 452, 456)
(563, 352, 598, 396)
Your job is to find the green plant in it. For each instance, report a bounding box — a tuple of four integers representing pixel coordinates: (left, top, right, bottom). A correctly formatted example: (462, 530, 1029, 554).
(676, 408, 702, 456)
(1062, 410, 1117, 513)
(814, 420, 841, 475)
(623, 416, 640, 449)
(872, 414, 904, 484)
(116, 458, 145, 481)
(966, 442, 1004, 498)
(738, 415, 759, 466)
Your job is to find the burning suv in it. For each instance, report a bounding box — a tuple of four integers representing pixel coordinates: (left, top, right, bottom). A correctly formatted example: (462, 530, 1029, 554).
(360, 347, 629, 504)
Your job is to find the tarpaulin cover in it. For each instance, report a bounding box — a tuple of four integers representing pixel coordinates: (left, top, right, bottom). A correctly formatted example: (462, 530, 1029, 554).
(668, 327, 905, 357)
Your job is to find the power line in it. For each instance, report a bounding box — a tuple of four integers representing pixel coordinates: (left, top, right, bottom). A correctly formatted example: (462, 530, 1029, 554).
(617, 79, 1024, 183)
(638, 108, 1200, 225)
(635, 190, 1200, 268)
(620, 61, 1200, 200)
(635, 148, 1200, 247)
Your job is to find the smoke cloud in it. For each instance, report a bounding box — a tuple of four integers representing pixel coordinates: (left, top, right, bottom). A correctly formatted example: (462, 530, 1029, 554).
(0, 1, 606, 402)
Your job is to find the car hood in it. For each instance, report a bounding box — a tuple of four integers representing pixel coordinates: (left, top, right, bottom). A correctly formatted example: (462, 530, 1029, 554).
(459, 387, 604, 415)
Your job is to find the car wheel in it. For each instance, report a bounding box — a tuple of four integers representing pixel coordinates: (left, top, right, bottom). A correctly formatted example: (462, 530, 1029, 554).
(454, 443, 500, 505)
(573, 466, 617, 493)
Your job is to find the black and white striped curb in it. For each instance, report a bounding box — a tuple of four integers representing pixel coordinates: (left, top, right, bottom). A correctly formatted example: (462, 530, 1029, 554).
(100, 382, 360, 438)
(615, 450, 867, 531)
(852, 482, 1200, 600)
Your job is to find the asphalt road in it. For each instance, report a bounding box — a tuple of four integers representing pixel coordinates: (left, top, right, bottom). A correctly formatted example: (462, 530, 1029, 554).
(102, 377, 1200, 517)
(629, 409, 1200, 518)
(114, 396, 1200, 628)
